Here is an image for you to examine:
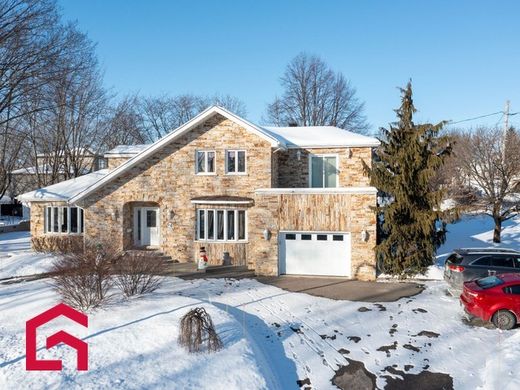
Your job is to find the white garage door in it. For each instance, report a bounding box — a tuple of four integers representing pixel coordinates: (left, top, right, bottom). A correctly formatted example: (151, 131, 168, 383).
(279, 232, 351, 277)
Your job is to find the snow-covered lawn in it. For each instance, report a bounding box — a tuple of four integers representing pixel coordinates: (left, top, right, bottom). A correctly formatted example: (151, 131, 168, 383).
(0, 275, 517, 390)
(2, 214, 520, 389)
(0, 231, 55, 280)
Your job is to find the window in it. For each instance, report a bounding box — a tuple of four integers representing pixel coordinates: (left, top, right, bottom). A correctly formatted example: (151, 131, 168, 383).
(226, 150, 246, 174)
(301, 234, 312, 240)
(45, 206, 84, 234)
(317, 234, 328, 241)
(197, 209, 247, 242)
(476, 275, 504, 289)
(98, 158, 108, 170)
(491, 256, 515, 268)
(504, 284, 520, 295)
(285, 233, 296, 240)
(196, 150, 215, 174)
(472, 256, 491, 266)
(310, 155, 338, 188)
(333, 235, 344, 241)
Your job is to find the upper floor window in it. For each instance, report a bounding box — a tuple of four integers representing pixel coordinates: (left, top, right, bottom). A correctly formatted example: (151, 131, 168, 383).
(98, 158, 108, 170)
(45, 206, 84, 234)
(310, 155, 338, 188)
(196, 150, 215, 174)
(226, 150, 246, 174)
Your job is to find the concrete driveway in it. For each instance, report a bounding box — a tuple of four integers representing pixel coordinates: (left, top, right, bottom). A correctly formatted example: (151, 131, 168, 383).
(256, 276, 424, 302)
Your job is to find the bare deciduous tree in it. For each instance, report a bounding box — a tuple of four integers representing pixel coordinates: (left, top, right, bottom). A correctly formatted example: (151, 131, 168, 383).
(454, 127, 520, 242)
(264, 53, 368, 133)
(138, 93, 247, 141)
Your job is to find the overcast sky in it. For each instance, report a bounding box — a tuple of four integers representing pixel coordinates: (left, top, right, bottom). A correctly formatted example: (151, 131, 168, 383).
(59, 0, 520, 133)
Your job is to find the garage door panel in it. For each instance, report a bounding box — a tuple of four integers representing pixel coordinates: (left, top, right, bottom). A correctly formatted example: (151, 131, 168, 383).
(279, 232, 351, 277)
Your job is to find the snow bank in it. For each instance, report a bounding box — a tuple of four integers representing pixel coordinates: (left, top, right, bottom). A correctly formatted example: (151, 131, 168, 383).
(0, 231, 55, 279)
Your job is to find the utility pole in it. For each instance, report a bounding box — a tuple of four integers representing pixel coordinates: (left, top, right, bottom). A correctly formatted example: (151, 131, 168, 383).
(503, 100, 510, 162)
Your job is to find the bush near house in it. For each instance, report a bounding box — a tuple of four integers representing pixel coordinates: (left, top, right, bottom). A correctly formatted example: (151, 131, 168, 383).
(32, 235, 84, 254)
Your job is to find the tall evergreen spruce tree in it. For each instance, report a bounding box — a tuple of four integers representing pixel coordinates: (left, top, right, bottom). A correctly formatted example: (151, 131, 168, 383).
(366, 82, 452, 276)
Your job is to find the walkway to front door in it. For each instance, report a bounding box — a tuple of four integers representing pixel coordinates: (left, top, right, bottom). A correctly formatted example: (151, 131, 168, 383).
(133, 207, 160, 247)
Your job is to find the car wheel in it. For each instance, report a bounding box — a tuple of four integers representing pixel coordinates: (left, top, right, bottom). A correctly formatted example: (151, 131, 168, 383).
(492, 310, 517, 330)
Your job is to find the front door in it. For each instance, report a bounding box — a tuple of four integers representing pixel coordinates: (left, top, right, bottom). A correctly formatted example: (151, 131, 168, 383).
(134, 207, 160, 247)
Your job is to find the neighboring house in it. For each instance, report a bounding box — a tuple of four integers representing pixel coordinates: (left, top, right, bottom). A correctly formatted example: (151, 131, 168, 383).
(9, 148, 107, 198)
(19, 106, 380, 280)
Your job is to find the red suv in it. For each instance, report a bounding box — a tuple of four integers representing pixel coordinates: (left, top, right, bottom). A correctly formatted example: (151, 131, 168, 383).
(460, 273, 520, 330)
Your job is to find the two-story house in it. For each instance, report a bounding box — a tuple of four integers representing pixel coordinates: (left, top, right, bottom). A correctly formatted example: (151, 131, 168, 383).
(19, 106, 380, 280)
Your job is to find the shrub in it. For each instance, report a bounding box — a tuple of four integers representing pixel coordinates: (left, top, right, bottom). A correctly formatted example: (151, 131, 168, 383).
(51, 240, 121, 310)
(32, 235, 83, 254)
(114, 253, 165, 297)
(178, 307, 222, 353)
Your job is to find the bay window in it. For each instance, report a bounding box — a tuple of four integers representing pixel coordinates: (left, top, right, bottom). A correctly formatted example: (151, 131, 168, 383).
(310, 155, 338, 188)
(45, 206, 84, 234)
(197, 209, 246, 241)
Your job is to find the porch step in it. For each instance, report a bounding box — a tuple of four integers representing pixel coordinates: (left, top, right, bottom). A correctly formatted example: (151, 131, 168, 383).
(205, 265, 249, 274)
(123, 249, 174, 263)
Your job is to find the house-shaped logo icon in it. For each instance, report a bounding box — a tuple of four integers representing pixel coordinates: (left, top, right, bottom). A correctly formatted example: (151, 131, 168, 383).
(26, 303, 89, 371)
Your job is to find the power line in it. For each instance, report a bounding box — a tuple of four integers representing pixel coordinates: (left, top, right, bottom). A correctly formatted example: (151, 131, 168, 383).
(447, 111, 503, 125)
(447, 110, 520, 126)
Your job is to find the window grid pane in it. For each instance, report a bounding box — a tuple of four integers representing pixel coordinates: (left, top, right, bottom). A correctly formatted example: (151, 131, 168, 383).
(238, 210, 246, 240)
(237, 151, 246, 172)
(227, 210, 235, 240)
(227, 151, 236, 173)
(197, 151, 205, 173)
(207, 152, 215, 173)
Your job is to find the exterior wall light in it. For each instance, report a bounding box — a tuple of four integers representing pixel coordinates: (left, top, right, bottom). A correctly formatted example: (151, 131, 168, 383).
(169, 210, 175, 220)
(360, 230, 369, 242)
(263, 228, 271, 240)
(297, 150, 301, 161)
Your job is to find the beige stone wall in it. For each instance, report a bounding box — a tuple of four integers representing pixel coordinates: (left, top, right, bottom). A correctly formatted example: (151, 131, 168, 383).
(107, 157, 132, 169)
(250, 192, 377, 280)
(276, 147, 372, 188)
(79, 114, 273, 265)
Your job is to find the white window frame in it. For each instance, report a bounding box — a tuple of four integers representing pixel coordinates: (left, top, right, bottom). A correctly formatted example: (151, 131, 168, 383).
(45, 206, 84, 235)
(308, 154, 339, 188)
(195, 150, 216, 175)
(196, 208, 247, 242)
(225, 150, 247, 175)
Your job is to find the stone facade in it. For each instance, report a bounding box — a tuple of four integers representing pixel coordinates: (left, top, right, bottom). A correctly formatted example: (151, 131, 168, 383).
(107, 157, 132, 169)
(29, 113, 377, 280)
(276, 147, 372, 187)
(78, 114, 273, 265)
(249, 192, 377, 280)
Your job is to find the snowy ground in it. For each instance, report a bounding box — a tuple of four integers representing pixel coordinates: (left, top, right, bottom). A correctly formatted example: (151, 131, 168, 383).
(0, 231, 55, 280)
(1, 215, 520, 389)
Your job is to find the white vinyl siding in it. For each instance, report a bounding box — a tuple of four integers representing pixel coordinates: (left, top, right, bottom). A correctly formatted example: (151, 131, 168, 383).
(197, 209, 247, 242)
(45, 206, 84, 234)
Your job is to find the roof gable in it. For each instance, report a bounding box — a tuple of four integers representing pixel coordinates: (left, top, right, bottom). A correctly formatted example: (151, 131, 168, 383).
(69, 106, 283, 203)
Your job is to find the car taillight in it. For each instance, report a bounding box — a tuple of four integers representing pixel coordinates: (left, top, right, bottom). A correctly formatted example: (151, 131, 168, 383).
(448, 264, 465, 272)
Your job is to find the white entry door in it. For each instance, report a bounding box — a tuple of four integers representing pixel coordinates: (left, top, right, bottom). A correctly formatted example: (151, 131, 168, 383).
(279, 232, 351, 277)
(134, 207, 160, 247)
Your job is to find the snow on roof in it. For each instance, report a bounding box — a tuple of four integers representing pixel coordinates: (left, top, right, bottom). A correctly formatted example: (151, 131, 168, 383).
(0, 195, 12, 204)
(262, 126, 380, 148)
(17, 169, 110, 203)
(104, 144, 151, 156)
